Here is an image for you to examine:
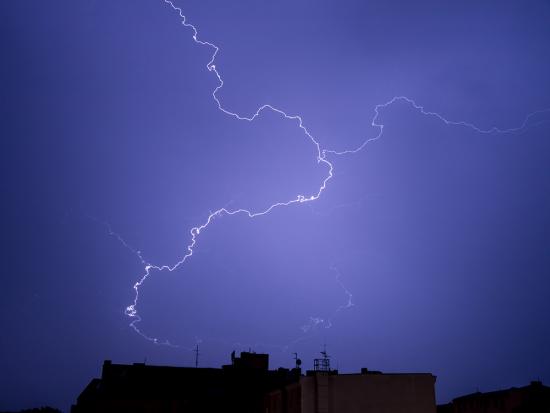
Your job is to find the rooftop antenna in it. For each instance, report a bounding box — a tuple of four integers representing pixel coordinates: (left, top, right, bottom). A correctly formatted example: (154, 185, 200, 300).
(314, 344, 331, 372)
(292, 352, 302, 369)
(193, 344, 200, 368)
(321, 343, 328, 359)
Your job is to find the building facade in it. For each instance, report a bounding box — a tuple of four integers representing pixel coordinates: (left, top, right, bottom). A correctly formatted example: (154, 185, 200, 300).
(265, 368, 437, 413)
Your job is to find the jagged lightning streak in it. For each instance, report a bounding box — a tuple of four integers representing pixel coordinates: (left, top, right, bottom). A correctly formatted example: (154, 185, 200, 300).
(121, 0, 336, 344)
(300, 265, 354, 332)
(115, 0, 550, 345)
(325, 96, 550, 156)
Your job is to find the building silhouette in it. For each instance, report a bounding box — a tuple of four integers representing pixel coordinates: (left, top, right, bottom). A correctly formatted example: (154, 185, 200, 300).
(72, 351, 437, 413)
(72, 352, 298, 413)
(437, 381, 550, 413)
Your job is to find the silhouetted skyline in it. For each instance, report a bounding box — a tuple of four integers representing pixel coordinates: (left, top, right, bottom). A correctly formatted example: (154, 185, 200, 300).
(71, 351, 437, 413)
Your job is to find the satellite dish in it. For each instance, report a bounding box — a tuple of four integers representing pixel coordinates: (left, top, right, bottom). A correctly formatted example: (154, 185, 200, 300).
(296, 358, 302, 366)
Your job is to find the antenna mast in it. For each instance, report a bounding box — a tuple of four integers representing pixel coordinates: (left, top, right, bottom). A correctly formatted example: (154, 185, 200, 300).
(314, 344, 331, 372)
(293, 352, 302, 369)
(193, 344, 200, 368)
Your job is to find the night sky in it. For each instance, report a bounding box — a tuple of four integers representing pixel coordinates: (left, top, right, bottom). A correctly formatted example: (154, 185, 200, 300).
(2, 1, 550, 411)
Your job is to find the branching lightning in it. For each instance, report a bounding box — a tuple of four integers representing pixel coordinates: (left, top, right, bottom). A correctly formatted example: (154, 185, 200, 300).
(300, 266, 354, 333)
(106, 0, 550, 347)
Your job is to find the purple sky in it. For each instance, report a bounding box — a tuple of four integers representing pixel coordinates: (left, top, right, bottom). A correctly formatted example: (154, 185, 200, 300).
(2, 0, 550, 411)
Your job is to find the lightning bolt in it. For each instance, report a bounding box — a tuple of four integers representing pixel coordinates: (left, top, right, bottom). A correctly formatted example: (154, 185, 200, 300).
(300, 265, 354, 332)
(105, 0, 550, 347)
